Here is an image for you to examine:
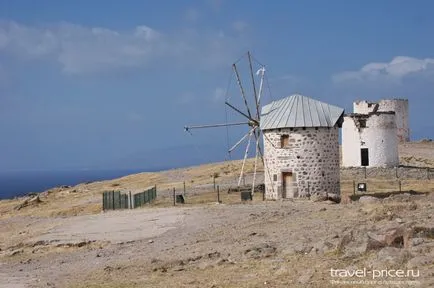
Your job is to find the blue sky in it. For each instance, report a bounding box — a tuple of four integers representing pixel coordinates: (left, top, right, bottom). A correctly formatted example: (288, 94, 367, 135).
(1, 0, 433, 171)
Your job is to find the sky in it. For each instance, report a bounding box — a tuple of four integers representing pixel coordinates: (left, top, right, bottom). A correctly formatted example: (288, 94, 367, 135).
(1, 0, 434, 171)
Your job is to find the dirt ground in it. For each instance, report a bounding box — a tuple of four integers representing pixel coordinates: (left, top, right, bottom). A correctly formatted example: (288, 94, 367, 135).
(0, 141, 433, 288)
(1, 194, 433, 287)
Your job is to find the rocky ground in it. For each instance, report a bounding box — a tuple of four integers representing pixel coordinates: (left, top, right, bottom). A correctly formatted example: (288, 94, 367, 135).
(0, 141, 433, 288)
(1, 192, 433, 287)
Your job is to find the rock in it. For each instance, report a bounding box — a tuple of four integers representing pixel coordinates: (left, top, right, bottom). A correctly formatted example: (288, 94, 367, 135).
(319, 207, 327, 212)
(293, 243, 313, 254)
(8, 249, 23, 257)
(413, 226, 434, 238)
(14, 195, 42, 210)
(366, 225, 413, 250)
(407, 256, 434, 269)
(412, 238, 424, 246)
(359, 196, 381, 204)
(337, 231, 354, 251)
(311, 240, 334, 255)
(337, 224, 414, 256)
(327, 193, 341, 203)
(310, 194, 328, 202)
(148, 240, 154, 244)
(395, 218, 404, 223)
(244, 243, 276, 259)
(367, 247, 412, 269)
(298, 269, 314, 284)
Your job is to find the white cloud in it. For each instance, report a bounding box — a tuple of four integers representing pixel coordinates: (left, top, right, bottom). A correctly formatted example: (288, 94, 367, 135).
(0, 20, 247, 74)
(232, 21, 248, 33)
(213, 87, 226, 102)
(333, 56, 434, 83)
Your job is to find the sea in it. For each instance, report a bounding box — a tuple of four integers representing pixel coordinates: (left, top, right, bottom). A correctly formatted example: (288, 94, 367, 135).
(0, 169, 153, 200)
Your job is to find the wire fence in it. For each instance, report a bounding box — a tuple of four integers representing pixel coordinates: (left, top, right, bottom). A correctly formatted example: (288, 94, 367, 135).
(341, 166, 433, 180)
(102, 167, 434, 209)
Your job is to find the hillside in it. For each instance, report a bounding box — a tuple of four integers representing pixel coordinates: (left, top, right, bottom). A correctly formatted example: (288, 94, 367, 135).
(0, 141, 433, 288)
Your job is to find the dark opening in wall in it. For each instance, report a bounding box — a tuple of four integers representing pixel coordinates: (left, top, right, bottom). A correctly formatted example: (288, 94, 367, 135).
(273, 174, 277, 181)
(359, 119, 367, 128)
(361, 148, 369, 166)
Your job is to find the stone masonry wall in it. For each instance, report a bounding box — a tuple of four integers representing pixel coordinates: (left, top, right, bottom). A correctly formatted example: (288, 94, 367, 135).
(263, 127, 340, 200)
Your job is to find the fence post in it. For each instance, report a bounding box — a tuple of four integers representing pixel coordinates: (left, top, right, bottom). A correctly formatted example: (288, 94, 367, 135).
(173, 188, 176, 206)
(353, 180, 356, 195)
(183, 181, 186, 196)
(112, 191, 116, 210)
(395, 167, 399, 178)
(213, 176, 216, 192)
(217, 185, 221, 203)
(129, 191, 132, 209)
(399, 180, 402, 192)
(102, 193, 105, 211)
(307, 181, 310, 196)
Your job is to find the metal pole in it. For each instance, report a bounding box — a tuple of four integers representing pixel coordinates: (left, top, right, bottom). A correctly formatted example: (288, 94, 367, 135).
(213, 176, 216, 192)
(129, 191, 132, 209)
(395, 167, 398, 178)
(184, 122, 250, 131)
(399, 180, 402, 192)
(183, 181, 186, 196)
(173, 188, 176, 206)
(217, 185, 220, 203)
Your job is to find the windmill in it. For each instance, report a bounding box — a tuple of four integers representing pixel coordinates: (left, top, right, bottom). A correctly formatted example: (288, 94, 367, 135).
(184, 51, 272, 197)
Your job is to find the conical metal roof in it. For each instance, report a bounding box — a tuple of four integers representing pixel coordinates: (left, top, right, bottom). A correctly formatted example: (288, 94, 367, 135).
(260, 94, 344, 130)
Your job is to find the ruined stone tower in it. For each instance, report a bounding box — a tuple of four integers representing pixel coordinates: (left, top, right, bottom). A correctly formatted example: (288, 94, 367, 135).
(342, 111, 399, 168)
(353, 99, 409, 142)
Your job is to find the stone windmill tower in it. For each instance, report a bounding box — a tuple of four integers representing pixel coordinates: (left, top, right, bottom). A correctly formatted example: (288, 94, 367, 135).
(260, 94, 344, 200)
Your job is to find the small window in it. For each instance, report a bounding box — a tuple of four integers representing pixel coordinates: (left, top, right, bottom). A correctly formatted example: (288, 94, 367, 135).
(273, 174, 277, 181)
(359, 119, 366, 128)
(281, 135, 289, 148)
